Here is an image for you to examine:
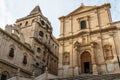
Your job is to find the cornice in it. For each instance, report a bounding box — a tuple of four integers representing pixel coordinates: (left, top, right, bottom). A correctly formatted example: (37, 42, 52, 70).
(16, 13, 40, 22)
(58, 25, 117, 41)
(16, 13, 51, 25)
(0, 59, 32, 75)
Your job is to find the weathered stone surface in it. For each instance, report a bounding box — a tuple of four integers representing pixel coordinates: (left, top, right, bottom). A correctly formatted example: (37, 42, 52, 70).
(58, 3, 120, 77)
(0, 5, 59, 80)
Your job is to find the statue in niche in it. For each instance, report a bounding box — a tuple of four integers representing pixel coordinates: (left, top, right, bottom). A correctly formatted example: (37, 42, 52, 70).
(103, 44, 113, 60)
(63, 52, 70, 65)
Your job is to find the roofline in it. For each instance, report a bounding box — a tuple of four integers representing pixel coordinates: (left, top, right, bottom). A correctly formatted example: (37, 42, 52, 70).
(59, 3, 111, 19)
(0, 28, 34, 53)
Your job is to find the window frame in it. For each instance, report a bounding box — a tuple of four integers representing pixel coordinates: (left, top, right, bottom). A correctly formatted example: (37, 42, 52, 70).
(23, 55, 27, 65)
(9, 48, 14, 58)
(80, 20, 86, 29)
(77, 16, 89, 30)
(37, 47, 41, 53)
(39, 31, 44, 37)
(40, 20, 45, 26)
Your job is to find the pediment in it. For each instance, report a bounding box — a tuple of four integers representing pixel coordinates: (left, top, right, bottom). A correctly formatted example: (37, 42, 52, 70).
(67, 5, 97, 16)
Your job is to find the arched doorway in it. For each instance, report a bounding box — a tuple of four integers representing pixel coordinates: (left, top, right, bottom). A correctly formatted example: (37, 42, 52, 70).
(81, 52, 92, 73)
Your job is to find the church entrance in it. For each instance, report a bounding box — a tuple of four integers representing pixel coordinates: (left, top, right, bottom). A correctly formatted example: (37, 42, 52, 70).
(81, 52, 92, 73)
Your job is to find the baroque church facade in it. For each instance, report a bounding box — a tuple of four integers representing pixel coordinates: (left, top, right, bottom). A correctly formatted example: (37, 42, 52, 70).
(58, 3, 120, 77)
(0, 6, 59, 80)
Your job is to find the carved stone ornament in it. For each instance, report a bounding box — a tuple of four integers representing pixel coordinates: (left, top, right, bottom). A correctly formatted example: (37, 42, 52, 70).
(74, 41, 81, 48)
(63, 52, 70, 65)
(103, 44, 113, 60)
(91, 41, 98, 48)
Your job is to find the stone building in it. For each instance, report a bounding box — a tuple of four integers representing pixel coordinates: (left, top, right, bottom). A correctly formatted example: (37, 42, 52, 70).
(0, 6, 59, 80)
(58, 3, 120, 77)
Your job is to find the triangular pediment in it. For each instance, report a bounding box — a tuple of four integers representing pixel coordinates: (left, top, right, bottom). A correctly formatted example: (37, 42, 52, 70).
(67, 5, 98, 16)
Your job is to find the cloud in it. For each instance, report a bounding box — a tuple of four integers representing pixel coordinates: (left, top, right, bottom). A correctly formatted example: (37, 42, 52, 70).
(0, 0, 15, 29)
(0, 0, 120, 38)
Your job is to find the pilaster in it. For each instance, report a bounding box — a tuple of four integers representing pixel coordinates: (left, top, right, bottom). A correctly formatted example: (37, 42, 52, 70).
(91, 46, 98, 75)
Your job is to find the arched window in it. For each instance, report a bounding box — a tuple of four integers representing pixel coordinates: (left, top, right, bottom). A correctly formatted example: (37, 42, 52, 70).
(36, 62, 39, 66)
(46, 24, 49, 29)
(39, 31, 44, 37)
(9, 48, 14, 58)
(53, 44, 54, 47)
(23, 55, 27, 65)
(46, 35, 48, 39)
(55, 46, 57, 50)
(80, 20, 86, 29)
(19, 23, 22, 26)
(32, 19, 35, 23)
(37, 47, 41, 53)
(40, 20, 45, 25)
(25, 21, 28, 26)
(1, 71, 9, 80)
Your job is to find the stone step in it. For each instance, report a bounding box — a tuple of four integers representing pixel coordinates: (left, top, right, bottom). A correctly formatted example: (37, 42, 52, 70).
(49, 73, 120, 80)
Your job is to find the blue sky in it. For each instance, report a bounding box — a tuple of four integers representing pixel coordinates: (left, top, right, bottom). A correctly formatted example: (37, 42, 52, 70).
(0, 0, 120, 38)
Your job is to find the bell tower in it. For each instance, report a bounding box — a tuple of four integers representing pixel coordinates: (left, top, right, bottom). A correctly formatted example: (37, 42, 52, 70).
(15, 5, 52, 47)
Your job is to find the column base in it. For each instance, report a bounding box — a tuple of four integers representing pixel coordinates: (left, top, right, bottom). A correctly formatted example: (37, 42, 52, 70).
(92, 64, 98, 75)
(74, 67, 79, 76)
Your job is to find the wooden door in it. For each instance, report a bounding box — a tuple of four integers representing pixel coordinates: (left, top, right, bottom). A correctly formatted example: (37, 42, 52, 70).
(81, 52, 92, 73)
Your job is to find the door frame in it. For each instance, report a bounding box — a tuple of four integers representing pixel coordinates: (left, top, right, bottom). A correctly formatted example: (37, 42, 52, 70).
(80, 51, 92, 73)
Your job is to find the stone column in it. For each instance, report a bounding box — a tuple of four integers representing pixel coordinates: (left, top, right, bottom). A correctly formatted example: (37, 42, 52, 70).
(45, 67, 48, 80)
(92, 50, 98, 75)
(58, 45, 64, 77)
(73, 49, 79, 76)
(16, 68, 20, 80)
(91, 42, 99, 75)
(31, 71, 35, 80)
(79, 58, 82, 74)
(110, 33, 120, 72)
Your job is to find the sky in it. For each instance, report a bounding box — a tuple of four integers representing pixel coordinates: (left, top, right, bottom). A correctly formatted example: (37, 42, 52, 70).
(0, 0, 120, 38)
